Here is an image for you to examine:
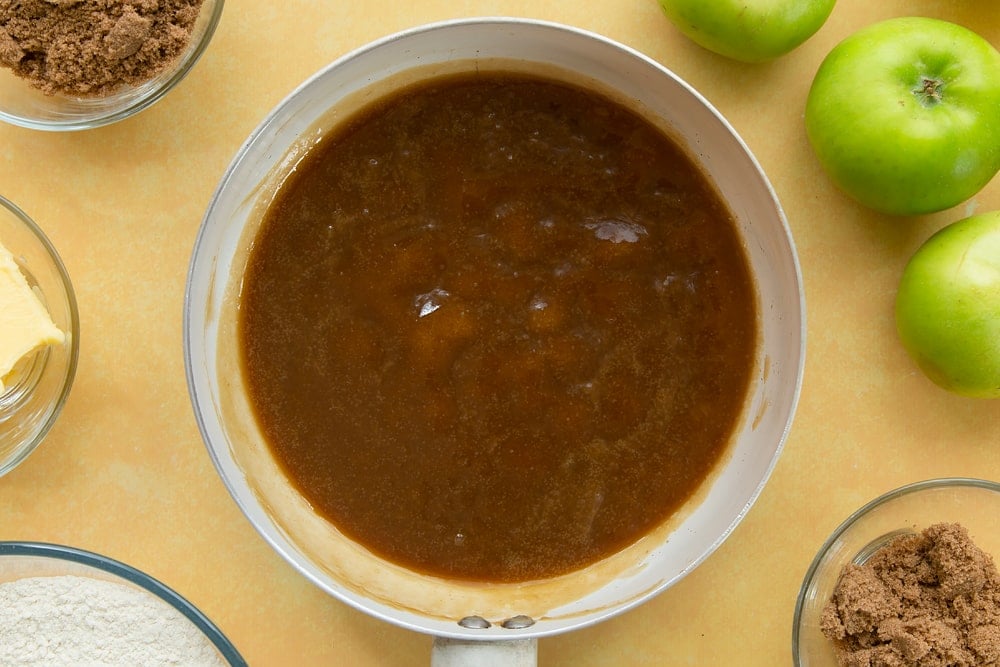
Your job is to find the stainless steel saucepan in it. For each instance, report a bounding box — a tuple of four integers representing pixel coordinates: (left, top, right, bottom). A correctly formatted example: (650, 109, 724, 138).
(184, 18, 805, 665)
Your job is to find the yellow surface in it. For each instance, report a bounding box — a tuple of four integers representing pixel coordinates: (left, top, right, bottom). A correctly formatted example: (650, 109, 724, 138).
(0, 241, 63, 391)
(1, 1, 999, 664)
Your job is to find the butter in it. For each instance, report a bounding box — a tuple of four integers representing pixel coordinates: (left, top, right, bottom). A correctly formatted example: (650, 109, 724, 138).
(0, 240, 63, 393)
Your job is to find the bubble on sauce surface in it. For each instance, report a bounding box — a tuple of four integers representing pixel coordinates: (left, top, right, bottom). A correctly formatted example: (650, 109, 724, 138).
(414, 287, 450, 318)
(654, 271, 701, 294)
(526, 293, 567, 333)
(585, 217, 647, 244)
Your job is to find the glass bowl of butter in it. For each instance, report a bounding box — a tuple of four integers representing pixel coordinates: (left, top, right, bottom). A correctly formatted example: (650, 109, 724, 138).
(0, 195, 78, 477)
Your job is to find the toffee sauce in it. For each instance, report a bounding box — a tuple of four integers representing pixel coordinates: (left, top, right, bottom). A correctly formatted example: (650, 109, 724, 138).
(239, 73, 757, 582)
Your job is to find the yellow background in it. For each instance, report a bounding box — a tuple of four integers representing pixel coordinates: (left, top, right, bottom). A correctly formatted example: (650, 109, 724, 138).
(1, 0, 999, 664)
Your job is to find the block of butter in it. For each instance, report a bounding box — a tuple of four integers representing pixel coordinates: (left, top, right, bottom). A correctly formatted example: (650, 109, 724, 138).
(0, 239, 64, 394)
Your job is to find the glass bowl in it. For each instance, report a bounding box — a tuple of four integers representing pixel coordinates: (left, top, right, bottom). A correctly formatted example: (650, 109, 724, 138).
(0, 541, 246, 665)
(793, 477, 1000, 666)
(0, 0, 224, 131)
(0, 195, 78, 478)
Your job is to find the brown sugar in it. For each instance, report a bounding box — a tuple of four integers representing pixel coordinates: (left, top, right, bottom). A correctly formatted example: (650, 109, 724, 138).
(821, 523, 1000, 666)
(0, 0, 206, 96)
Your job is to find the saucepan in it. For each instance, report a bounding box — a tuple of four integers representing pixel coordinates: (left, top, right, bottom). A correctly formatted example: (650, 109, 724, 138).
(183, 18, 805, 665)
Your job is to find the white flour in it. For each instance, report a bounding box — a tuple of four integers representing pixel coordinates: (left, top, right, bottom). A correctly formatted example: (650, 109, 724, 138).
(0, 574, 228, 666)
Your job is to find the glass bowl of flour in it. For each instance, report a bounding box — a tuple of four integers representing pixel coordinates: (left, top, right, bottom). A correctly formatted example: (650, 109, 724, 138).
(0, 542, 246, 666)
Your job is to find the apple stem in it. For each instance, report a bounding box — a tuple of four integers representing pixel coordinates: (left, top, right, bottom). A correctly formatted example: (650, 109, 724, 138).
(914, 77, 944, 107)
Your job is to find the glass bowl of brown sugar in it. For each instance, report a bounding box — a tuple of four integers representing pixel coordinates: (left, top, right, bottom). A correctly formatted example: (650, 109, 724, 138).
(0, 0, 224, 131)
(793, 478, 1000, 666)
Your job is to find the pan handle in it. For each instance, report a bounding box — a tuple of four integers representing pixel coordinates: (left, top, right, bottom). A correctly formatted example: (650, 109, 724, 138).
(431, 637, 537, 666)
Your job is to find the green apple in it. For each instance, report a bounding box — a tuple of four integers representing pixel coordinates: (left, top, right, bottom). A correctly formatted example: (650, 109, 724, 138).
(806, 17, 1000, 216)
(656, 0, 836, 63)
(895, 211, 1000, 398)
